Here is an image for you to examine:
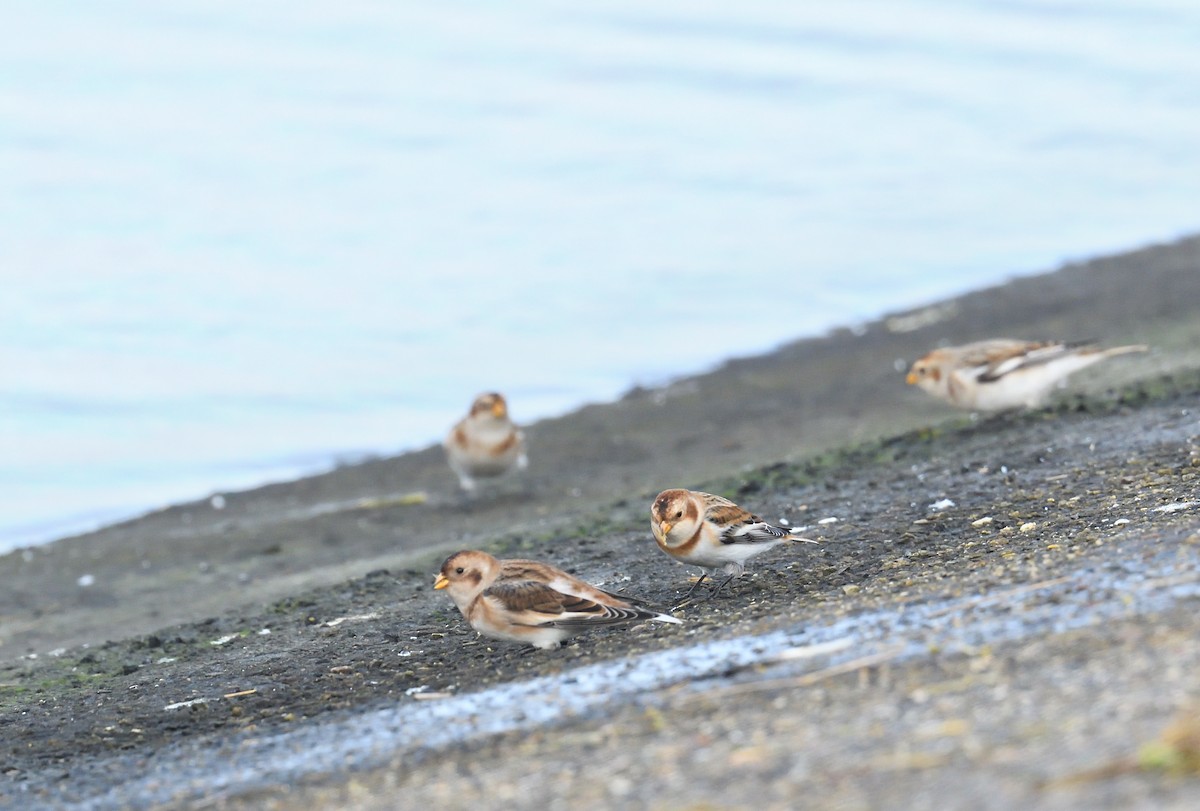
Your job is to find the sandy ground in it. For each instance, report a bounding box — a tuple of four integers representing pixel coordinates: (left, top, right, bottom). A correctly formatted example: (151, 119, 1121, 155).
(1, 235, 1199, 809)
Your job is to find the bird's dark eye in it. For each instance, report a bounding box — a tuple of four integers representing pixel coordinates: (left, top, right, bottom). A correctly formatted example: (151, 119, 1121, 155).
(455, 567, 464, 574)
(674, 510, 683, 519)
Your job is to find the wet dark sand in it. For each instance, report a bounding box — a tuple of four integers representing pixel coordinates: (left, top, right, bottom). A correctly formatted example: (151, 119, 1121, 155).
(1, 235, 1199, 809)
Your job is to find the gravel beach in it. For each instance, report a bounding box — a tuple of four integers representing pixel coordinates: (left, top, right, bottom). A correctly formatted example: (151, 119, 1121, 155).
(2, 236, 1199, 810)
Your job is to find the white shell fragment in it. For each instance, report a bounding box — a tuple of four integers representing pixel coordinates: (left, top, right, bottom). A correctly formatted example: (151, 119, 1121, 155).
(1151, 501, 1197, 513)
(163, 698, 209, 711)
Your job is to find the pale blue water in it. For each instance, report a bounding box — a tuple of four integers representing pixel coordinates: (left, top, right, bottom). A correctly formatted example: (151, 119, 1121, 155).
(2, 0, 1199, 552)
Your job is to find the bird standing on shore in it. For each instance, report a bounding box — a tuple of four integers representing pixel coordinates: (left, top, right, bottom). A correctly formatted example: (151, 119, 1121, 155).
(444, 392, 527, 492)
(433, 550, 681, 650)
(906, 339, 1148, 411)
(650, 489, 816, 601)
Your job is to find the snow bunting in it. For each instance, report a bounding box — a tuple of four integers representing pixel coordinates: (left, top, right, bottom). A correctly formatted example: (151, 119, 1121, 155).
(650, 489, 816, 600)
(906, 339, 1148, 412)
(433, 550, 681, 650)
(444, 392, 528, 492)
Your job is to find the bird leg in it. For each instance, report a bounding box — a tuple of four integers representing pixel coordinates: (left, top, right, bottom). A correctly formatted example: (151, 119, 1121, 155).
(682, 572, 709, 600)
(705, 573, 737, 600)
(673, 571, 741, 609)
(670, 572, 710, 611)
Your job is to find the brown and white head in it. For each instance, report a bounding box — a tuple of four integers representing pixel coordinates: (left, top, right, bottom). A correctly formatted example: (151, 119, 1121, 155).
(650, 488, 701, 549)
(905, 351, 949, 399)
(433, 550, 502, 613)
(468, 392, 510, 422)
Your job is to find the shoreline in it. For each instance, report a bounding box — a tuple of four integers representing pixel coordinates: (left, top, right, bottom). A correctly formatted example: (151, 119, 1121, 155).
(2, 234, 1199, 809)
(8, 235, 1191, 557)
(4, 234, 1199, 656)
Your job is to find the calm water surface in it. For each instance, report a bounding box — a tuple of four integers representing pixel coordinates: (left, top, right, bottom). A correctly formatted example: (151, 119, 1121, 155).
(3, 1, 1199, 550)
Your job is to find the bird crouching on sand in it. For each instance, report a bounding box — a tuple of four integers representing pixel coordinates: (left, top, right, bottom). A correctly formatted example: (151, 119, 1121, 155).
(650, 488, 817, 601)
(906, 339, 1148, 412)
(433, 550, 681, 650)
(444, 392, 528, 492)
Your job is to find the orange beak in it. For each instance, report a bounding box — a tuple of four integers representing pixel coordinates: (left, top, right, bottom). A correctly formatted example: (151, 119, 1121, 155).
(433, 573, 449, 590)
(905, 371, 919, 385)
(657, 521, 673, 540)
(491, 401, 507, 418)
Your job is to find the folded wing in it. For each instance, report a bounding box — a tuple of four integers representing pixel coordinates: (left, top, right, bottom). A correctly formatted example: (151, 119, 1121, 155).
(972, 340, 1080, 383)
(485, 580, 650, 628)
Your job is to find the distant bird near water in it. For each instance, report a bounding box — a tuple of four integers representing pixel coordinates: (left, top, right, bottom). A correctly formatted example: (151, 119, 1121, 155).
(433, 550, 681, 649)
(444, 392, 527, 492)
(650, 489, 817, 601)
(905, 339, 1148, 411)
